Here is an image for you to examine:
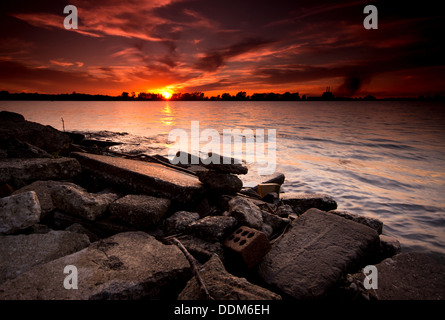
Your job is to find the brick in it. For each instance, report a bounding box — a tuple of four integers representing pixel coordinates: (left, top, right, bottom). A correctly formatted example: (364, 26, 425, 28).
(224, 226, 271, 268)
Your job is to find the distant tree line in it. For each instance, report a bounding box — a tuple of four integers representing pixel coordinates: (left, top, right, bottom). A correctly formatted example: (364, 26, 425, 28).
(1, 90, 444, 101)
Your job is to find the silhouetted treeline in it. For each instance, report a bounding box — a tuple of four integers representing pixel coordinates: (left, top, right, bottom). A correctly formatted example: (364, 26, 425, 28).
(1, 90, 444, 102)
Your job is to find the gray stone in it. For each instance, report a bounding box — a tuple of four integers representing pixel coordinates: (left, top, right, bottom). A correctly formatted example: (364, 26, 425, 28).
(378, 235, 401, 260)
(0, 232, 191, 300)
(54, 210, 136, 238)
(0, 157, 81, 189)
(165, 211, 200, 235)
(0, 191, 41, 234)
(109, 194, 171, 229)
(202, 152, 248, 175)
(0, 111, 70, 154)
(196, 170, 243, 195)
(257, 208, 380, 299)
(329, 210, 383, 234)
(228, 196, 263, 230)
(280, 192, 337, 214)
(178, 255, 281, 300)
(65, 223, 100, 242)
(51, 184, 119, 221)
(188, 216, 237, 242)
(71, 152, 204, 204)
(0, 230, 90, 285)
(351, 252, 445, 300)
(261, 210, 289, 238)
(0, 136, 52, 159)
(275, 204, 296, 218)
(12, 180, 79, 219)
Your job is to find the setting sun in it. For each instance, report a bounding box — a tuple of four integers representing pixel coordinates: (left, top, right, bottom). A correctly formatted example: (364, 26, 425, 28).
(162, 91, 172, 100)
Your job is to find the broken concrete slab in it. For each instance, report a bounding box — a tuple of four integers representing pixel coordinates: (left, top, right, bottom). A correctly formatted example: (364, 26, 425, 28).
(280, 192, 337, 215)
(0, 191, 41, 234)
(329, 210, 383, 234)
(174, 235, 225, 264)
(51, 184, 119, 221)
(0, 157, 81, 189)
(350, 252, 445, 300)
(109, 194, 171, 229)
(0, 230, 90, 285)
(12, 180, 80, 219)
(0, 232, 191, 300)
(178, 255, 281, 300)
(257, 208, 380, 299)
(71, 152, 204, 204)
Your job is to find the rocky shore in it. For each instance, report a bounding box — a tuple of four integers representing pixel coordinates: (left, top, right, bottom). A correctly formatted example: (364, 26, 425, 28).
(1, 110, 444, 300)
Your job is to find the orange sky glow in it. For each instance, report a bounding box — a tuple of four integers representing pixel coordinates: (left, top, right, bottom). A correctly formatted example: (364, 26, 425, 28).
(1, 0, 444, 98)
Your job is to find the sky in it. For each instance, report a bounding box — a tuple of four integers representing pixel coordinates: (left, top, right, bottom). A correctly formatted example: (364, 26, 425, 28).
(0, 0, 444, 98)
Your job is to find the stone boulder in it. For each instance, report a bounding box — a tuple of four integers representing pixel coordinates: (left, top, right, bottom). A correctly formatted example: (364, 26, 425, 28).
(0, 136, 52, 159)
(0, 191, 41, 234)
(196, 170, 243, 195)
(0, 111, 70, 154)
(228, 196, 263, 230)
(109, 194, 171, 229)
(257, 208, 380, 299)
(164, 211, 200, 235)
(0, 230, 90, 284)
(0, 232, 191, 300)
(12, 180, 79, 219)
(178, 255, 281, 300)
(0, 157, 81, 189)
(202, 152, 248, 175)
(188, 216, 237, 242)
(329, 210, 383, 234)
(378, 235, 401, 260)
(280, 192, 337, 215)
(51, 184, 119, 221)
(350, 252, 445, 300)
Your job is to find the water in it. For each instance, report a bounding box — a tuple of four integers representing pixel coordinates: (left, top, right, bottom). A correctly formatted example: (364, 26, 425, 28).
(2, 100, 445, 256)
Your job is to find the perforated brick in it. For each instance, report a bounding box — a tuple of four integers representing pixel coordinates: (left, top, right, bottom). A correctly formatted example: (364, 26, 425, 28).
(224, 226, 271, 268)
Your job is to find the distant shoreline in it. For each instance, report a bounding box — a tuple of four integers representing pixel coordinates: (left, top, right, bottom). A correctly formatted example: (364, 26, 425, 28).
(1, 91, 444, 102)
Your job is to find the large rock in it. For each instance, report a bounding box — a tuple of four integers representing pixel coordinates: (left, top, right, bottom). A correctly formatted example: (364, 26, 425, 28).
(329, 210, 383, 234)
(178, 255, 281, 300)
(0, 191, 41, 234)
(12, 181, 79, 219)
(164, 211, 200, 235)
(51, 184, 119, 221)
(196, 170, 243, 195)
(0, 111, 70, 154)
(0, 231, 90, 285)
(350, 252, 445, 300)
(0, 232, 191, 300)
(188, 216, 237, 242)
(228, 196, 263, 230)
(71, 152, 204, 204)
(0, 136, 52, 159)
(0, 157, 81, 189)
(202, 152, 248, 175)
(257, 208, 380, 299)
(280, 192, 337, 215)
(109, 194, 171, 229)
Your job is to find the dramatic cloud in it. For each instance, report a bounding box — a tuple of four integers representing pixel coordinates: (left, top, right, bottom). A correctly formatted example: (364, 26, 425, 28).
(0, 0, 444, 97)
